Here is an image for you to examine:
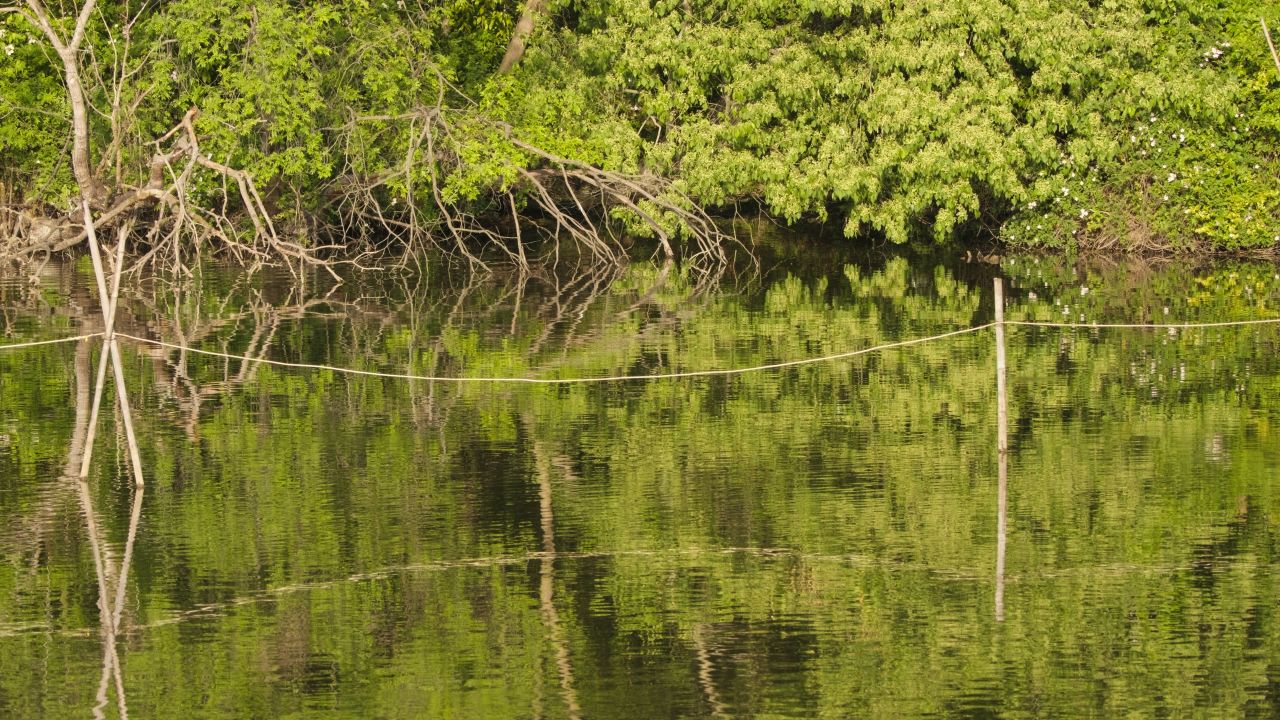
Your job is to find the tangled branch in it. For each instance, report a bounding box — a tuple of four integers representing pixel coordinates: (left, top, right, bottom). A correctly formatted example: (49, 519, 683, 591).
(326, 107, 738, 273)
(5, 108, 342, 278)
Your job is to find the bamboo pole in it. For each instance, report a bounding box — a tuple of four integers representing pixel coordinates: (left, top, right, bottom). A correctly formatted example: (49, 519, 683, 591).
(1263, 18, 1280, 79)
(80, 201, 144, 487)
(67, 340, 127, 720)
(994, 279, 1008, 453)
(80, 223, 127, 478)
(994, 278, 1008, 622)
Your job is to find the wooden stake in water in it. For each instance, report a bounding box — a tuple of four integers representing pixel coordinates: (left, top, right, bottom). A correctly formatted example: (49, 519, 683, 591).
(994, 278, 1008, 622)
(80, 224, 127, 479)
(80, 200, 145, 487)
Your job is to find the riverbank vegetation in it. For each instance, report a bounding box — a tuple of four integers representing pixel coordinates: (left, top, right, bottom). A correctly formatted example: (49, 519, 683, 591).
(1, 0, 1278, 270)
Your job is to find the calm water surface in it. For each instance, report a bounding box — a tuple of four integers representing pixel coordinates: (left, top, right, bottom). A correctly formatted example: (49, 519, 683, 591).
(2, 245, 1280, 718)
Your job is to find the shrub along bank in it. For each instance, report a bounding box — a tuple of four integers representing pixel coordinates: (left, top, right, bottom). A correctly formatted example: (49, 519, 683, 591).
(0, 0, 1277, 260)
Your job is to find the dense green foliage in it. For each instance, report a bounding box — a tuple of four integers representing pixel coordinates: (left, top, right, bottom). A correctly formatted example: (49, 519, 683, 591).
(1001, 3, 1280, 250)
(514, 0, 1280, 248)
(0, 0, 1277, 251)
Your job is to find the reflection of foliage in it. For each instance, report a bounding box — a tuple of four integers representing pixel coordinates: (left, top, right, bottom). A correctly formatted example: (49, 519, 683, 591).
(3, 252, 1280, 716)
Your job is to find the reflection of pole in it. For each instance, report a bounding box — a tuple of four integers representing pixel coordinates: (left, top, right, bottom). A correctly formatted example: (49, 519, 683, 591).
(84, 475, 143, 720)
(80, 204, 144, 487)
(994, 279, 1008, 622)
(995, 440, 1008, 622)
(83, 476, 125, 720)
(536, 445, 581, 720)
(693, 625, 728, 718)
(70, 332, 142, 719)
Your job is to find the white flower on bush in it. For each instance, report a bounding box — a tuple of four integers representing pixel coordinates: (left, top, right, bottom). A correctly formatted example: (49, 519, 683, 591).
(1167, 172, 1177, 182)
(1079, 209, 1089, 219)
(4, 44, 14, 57)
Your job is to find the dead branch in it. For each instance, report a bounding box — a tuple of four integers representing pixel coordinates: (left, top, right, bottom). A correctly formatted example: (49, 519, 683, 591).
(1, 6, 736, 280)
(4, 107, 343, 279)
(323, 107, 736, 274)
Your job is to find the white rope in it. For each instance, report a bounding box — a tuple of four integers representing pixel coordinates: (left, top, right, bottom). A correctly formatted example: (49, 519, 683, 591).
(116, 324, 995, 384)
(1007, 318, 1280, 330)
(5, 317, 1277, 377)
(0, 333, 104, 351)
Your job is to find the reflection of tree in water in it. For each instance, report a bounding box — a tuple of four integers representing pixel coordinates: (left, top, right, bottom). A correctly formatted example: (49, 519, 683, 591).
(4, 254, 1280, 715)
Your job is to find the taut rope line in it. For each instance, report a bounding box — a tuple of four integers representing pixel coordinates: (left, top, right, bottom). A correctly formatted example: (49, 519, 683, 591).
(1007, 318, 1280, 330)
(114, 324, 995, 384)
(2, 317, 1279, 382)
(0, 333, 104, 350)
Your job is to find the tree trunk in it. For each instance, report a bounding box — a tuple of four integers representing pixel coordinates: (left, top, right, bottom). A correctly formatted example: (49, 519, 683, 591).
(497, 0, 545, 74)
(22, 0, 108, 205)
(60, 49, 107, 205)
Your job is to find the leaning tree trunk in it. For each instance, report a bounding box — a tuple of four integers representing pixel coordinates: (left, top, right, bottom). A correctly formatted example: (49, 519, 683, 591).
(58, 44, 107, 205)
(497, 0, 545, 74)
(20, 0, 108, 205)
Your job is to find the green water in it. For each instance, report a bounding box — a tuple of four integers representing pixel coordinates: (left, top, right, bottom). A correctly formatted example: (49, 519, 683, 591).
(2, 246, 1280, 718)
